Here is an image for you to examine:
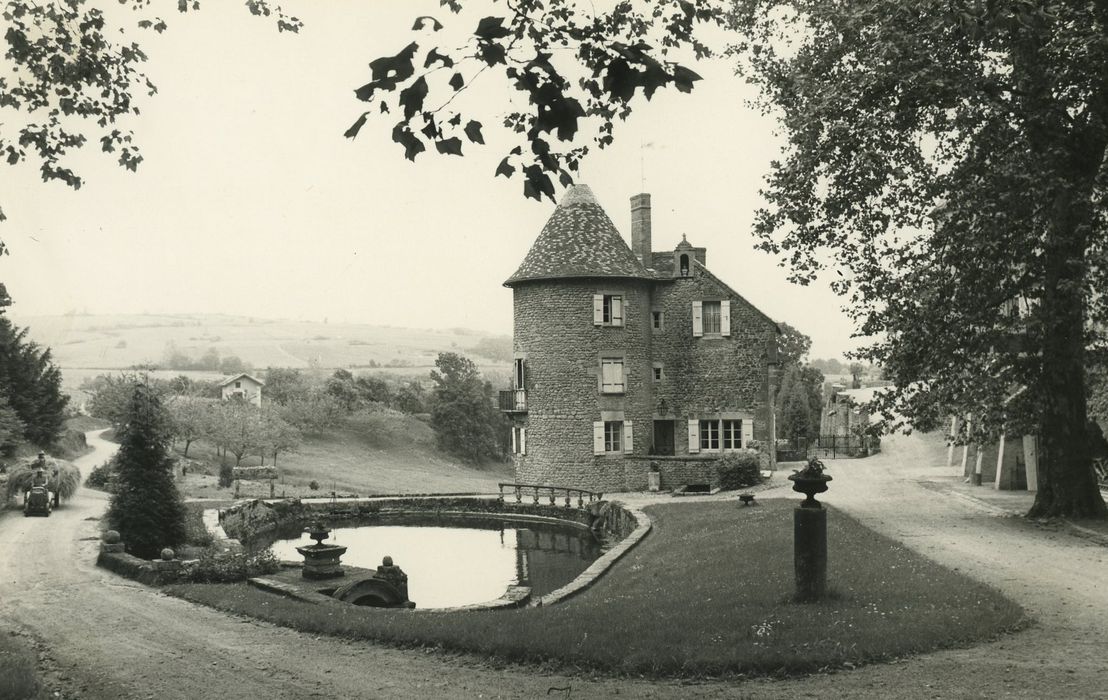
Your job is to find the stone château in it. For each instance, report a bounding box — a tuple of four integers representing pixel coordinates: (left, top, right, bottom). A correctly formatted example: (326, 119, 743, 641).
(501, 184, 780, 492)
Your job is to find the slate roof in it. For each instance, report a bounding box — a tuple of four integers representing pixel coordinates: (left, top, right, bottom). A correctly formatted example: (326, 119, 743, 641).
(505, 184, 652, 285)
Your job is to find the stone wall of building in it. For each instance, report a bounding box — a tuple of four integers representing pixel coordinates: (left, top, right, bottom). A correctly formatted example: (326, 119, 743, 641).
(512, 278, 655, 493)
(650, 266, 777, 456)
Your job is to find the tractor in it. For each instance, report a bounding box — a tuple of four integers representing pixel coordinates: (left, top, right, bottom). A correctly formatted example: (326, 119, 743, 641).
(24, 482, 53, 517)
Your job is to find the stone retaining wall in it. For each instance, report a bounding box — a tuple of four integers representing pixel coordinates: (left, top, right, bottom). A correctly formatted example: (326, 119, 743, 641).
(217, 496, 640, 545)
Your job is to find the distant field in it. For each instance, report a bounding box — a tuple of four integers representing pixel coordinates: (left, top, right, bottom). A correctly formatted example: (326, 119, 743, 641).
(14, 312, 511, 374)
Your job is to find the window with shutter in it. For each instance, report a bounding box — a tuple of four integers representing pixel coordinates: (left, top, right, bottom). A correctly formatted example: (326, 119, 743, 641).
(603, 421, 623, 453)
(720, 300, 731, 337)
(742, 419, 754, 448)
(692, 301, 703, 337)
(514, 358, 525, 389)
(593, 421, 605, 455)
(702, 301, 721, 334)
(623, 421, 633, 454)
(722, 419, 741, 449)
(699, 419, 720, 451)
(601, 358, 625, 393)
(520, 427, 527, 455)
(593, 295, 604, 325)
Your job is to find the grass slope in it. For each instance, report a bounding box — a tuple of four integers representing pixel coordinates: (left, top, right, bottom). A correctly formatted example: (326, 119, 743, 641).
(167, 499, 1026, 677)
(173, 411, 510, 499)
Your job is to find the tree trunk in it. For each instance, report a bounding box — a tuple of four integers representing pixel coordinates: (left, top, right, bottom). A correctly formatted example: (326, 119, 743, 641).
(1028, 175, 1108, 519)
(183, 439, 191, 458)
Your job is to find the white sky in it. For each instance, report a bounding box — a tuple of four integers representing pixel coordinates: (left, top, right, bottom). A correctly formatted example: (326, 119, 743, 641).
(0, 1, 861, 359)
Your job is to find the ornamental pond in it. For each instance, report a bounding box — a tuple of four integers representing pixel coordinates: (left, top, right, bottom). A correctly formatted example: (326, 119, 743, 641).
(264, 517, 603, 608)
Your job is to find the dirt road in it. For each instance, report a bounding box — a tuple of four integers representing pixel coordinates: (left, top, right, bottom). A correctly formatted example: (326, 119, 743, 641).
(0, 430, 1105, 699)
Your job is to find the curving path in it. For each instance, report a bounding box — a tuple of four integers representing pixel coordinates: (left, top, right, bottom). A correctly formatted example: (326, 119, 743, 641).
(0, 430, 1104, 698)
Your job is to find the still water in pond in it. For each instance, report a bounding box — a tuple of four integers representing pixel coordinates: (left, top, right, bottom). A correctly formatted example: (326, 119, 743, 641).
(269, 521, 601, 608)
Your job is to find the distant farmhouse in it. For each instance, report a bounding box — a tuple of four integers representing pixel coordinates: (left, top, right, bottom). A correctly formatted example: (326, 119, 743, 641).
(500, 185, 781, 493)
(219, 373, 264, 406)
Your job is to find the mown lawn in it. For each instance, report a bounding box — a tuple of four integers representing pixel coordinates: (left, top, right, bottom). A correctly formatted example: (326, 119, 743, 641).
(166, 499, 1027, 677)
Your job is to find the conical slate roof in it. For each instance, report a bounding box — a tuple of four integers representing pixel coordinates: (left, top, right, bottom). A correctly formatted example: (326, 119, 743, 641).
(504, 184, 652, 285)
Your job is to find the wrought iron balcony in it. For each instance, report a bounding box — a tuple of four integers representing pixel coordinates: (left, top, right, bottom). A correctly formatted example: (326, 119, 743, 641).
(498, 389, 527, 413)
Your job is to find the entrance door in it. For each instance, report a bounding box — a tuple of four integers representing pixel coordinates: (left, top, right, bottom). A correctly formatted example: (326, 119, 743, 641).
(653, 420, 675, 456)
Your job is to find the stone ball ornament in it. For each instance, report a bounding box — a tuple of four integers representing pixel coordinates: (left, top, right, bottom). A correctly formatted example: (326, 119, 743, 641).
(102, 530, 121, 544)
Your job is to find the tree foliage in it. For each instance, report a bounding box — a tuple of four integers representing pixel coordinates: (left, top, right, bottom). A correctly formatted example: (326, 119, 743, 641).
(776, 322, 812, 368)
(726, 0, 1108, 518)
(106, 384, 186, 558)
(0, 0, 299, 229)
(0, 315, 67, 446)
(429, 352, 505, 464)
(350, 1, 723, 202)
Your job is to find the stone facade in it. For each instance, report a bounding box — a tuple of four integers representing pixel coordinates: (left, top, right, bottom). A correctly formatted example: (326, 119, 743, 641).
(504, 185, 779, 493)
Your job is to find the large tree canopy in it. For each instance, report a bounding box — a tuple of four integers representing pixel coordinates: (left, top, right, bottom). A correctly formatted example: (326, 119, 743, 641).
(727, 0, 1108, 518)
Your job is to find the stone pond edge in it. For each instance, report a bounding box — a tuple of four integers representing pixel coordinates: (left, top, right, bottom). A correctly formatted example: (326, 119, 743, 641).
(205, 496, 652, 612)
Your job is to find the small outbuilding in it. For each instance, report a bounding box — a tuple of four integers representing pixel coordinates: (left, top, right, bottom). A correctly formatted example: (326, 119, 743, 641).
(219, 373, 265, 406)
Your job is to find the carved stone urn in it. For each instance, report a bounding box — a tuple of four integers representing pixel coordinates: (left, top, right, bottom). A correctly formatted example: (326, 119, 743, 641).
(788, 458, 832, 509)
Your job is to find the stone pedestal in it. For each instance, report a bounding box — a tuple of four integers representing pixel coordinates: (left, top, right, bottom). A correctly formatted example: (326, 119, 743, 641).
(794, 506, 827, 602)
(296, 544, 348, 580)
(647, 471, 661, 492)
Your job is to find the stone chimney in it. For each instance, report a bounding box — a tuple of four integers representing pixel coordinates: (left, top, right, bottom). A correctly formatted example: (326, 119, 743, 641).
(630, 193, 652, 267)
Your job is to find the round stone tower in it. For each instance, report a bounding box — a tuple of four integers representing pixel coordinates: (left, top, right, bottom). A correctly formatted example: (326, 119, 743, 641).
(503, 185, 656, 492)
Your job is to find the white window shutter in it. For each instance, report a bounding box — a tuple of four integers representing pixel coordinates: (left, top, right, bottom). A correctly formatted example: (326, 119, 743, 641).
(593, 295, 604, 325)
(520, 427, 527, 455)
(742, 419, 754, 448)
(623, 421, 634, 454)
(612, 296, 623, 326)
(720, 300, 731, 337)
(593, 421, 605, 455)
(687, 419, 700, 453)
(692, 301, 703, 337)
(510, 427, 516, 454)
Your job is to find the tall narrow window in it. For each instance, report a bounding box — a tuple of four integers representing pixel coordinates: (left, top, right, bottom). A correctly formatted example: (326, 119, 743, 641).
(652, 310, 664, 329)
(514, 358, 525, 389)
(601, 358, 625, 393)
(699, 419, 720, 451)
(603, 295, 623, 325)
(702, 301, 721, 334)
(604, 421, 623, 452)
